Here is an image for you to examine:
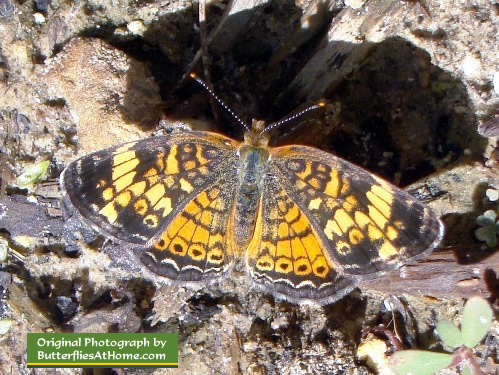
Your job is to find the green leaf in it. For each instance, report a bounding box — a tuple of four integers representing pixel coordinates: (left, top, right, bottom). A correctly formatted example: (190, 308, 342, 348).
(461, 296, 493, 348)
(388, 350, 453, 375)
(16, 160, 50, 187)
(436, 320, 463, 348)
(431, 81, 457, 92)
(474, 226, 497, 247)
(462, 365, 473, 375)
(475, 210, 497, 226)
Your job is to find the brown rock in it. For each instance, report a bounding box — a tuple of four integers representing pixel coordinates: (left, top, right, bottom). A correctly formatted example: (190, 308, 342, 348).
(44, 38, 161, 153)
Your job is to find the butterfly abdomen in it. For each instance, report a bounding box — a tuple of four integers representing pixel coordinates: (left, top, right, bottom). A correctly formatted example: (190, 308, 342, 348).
(231, 146, 269, 252)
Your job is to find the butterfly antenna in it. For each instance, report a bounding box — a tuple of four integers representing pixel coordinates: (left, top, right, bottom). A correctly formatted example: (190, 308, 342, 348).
(260, 101, 326, 135)
(189, 73, 251, 133)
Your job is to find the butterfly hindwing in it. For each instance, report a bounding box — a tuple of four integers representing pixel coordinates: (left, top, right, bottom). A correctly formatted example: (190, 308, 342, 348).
(246, 176, 357, 303)
(139, 180, 238, 281)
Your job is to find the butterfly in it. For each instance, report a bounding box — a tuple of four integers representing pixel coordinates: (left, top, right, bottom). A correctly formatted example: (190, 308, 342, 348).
(60, 74, 443, 304)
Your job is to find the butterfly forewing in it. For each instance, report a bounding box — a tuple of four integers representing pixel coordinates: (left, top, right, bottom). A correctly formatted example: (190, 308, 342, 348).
(268, 145, 443, 278)
(61, 132, 239, 246)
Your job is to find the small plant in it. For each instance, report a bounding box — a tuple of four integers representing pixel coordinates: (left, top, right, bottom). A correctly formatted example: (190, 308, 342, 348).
(388, 296, 493, 375)
(474, 210, 499, 248)
(15, 160, 50, 187)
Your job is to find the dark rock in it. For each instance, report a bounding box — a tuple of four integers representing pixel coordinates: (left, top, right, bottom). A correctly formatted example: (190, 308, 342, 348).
(34, 0, 50, 12)
(0, 0, 15, 19)
(55, 295, 79, 322)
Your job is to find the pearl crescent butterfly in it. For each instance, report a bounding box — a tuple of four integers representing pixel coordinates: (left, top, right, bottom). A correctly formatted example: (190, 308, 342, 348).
(60, 75, 444, 304)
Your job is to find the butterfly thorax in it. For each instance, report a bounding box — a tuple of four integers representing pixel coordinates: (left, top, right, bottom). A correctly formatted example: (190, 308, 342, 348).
(231, 142, 269, 253)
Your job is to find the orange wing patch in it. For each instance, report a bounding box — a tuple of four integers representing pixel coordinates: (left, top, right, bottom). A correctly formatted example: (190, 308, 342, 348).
(248, 188, 336, 284)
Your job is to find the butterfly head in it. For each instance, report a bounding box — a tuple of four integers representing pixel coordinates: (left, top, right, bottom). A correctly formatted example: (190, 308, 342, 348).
(243, 119, 270, 147)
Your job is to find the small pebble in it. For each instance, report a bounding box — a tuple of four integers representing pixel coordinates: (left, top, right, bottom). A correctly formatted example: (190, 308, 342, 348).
(114, 27, 128, 36)
(461, 54, 482, 80)
(0, 319, 13, 335)
(33, 12, 45, 24)
(485, 188, 498, 202)
(0, 238, 8, 263)
(345, 0, 367, 9)
(127, 20, 146, 36)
